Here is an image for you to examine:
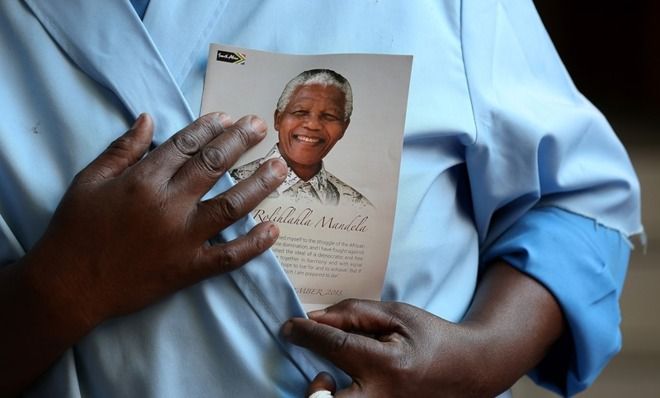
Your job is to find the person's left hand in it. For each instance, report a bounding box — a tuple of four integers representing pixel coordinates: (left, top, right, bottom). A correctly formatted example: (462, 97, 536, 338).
(283, 263, 566, 398)
(282, 299, 501, 398)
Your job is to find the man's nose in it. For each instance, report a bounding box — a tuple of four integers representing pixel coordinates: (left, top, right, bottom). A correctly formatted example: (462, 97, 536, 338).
(303, 114, 322, 129)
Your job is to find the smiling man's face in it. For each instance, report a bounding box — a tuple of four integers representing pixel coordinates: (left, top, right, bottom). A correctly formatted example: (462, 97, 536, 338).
(274, 84, 350, 180)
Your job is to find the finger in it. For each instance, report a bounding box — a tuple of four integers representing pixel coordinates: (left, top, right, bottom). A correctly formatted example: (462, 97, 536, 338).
(308, 391, 334, 398)
(190, 221, 279, 278)
(193, 158, 286, 238)
(169, 115, 269, 198)
(140, 112, 232, 178)
(75, 113, 153, 183)
(307, 299, 407, 335)
(307, 374, 364, 398)
(281, 318, 387, 375)
(334, 384, 364, 398)
(307, 372, 337, 397)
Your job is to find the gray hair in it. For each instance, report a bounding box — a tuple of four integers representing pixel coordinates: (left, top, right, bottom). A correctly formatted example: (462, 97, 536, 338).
(276, 69, 353, 121)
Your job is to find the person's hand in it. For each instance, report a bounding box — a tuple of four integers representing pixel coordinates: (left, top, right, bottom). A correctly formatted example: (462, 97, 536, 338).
(1, 112, 288, 395)
(21, 112, 287, 328)
(282, 299, 490, 397)
(283, 299, 505, 398)
(284, 263, 565, 398)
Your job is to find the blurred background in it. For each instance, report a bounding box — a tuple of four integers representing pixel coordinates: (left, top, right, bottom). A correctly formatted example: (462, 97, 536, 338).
(513, 1, 660, 397)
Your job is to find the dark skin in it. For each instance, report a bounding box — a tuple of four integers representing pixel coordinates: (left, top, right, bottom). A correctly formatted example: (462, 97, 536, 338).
(0, 112, 564, 397)
(0, 112, 287, 396)
(284, 262, 565, 397)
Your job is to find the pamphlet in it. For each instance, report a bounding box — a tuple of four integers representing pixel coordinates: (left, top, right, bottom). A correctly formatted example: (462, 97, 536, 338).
(201, 44, 412, 311)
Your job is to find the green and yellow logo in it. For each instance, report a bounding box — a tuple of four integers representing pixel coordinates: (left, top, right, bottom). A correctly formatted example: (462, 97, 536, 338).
(216, 50, 246, 65)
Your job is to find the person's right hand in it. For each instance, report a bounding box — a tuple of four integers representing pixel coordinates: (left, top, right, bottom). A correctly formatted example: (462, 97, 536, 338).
(20, 112, 286, 329)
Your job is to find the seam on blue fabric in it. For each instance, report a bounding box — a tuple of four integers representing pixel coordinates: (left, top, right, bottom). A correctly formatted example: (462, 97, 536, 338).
(237, 268, 280, 322)
(231, 268, 321, 382)
(174, 1, 227, 85)
(23, 2, 86, 87)
(129, 21, 197, 123)
(458, 0, 479, 146)
(125, 6, 195, 125)
(535, 203, 645, 248)
(26, 0, 196, 131)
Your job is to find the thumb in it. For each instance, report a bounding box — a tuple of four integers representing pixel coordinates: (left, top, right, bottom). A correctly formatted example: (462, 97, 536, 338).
(76, 113, 153, 183)
(306, 372, 336, 397)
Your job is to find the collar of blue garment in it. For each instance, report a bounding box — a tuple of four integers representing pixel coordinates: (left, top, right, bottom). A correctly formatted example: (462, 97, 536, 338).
(23, 0, 231, 143)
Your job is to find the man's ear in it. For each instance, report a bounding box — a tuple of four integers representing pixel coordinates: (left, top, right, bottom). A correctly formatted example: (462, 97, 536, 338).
(274, 110, 281, 131)
(340, 118, 350, 139)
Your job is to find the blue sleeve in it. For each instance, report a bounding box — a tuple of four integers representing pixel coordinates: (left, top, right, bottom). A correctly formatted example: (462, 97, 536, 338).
(481, 207, 630, 396)
(460, 0, 641, 241)
(459, 0, 642, 395)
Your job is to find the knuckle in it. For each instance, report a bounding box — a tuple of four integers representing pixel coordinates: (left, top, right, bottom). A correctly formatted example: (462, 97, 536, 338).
(380, 347, 412, 380)
(249, 229, 270, 253)
(227, 122, 253, 150)
(390, 302, 417, 326)
(172, 131, 202, 155)
(341, 298, 361, 312)
(196, 114, 225, 138)
(108, 135, 136, 155)
(328, 332, 351, 354)
(216, 245, 238, 269)
(71, 168, 92, 185)
(395, 350, 413, 374)
(252, 171, 276, 193)
(199, 112, 226, 130)
(199, 145, 230, 173)
(123, 173, 155, 197)
(214, 192, 246, 221)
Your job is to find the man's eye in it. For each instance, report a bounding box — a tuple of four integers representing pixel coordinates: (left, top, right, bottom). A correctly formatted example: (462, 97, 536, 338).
(291, 110, 308, 116)
(322, 114, 340, 122)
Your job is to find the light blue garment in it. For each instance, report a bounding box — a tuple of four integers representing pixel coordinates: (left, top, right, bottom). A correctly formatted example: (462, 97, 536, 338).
(0, 0, 641, 397)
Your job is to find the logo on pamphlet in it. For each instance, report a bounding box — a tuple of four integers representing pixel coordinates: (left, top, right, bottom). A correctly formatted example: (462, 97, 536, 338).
(216, 50, 246, 65)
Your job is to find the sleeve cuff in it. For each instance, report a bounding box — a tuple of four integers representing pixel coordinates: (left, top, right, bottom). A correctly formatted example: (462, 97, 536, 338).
(481, 206, 631, 396)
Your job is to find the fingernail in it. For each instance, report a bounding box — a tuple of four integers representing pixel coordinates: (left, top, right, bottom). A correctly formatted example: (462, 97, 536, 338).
(280, 320, 293, 338)
(307, 309, 326, 319)
(270, 159, 287, 179)
(132, 113, 147, 129)
(218, 112, 232, 127)
(251, 116, 267, 135)
(267, 223, 280, 240)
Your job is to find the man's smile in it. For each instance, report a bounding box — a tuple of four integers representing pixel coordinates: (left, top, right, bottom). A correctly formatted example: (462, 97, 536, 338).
(294, 134, 323, 144)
